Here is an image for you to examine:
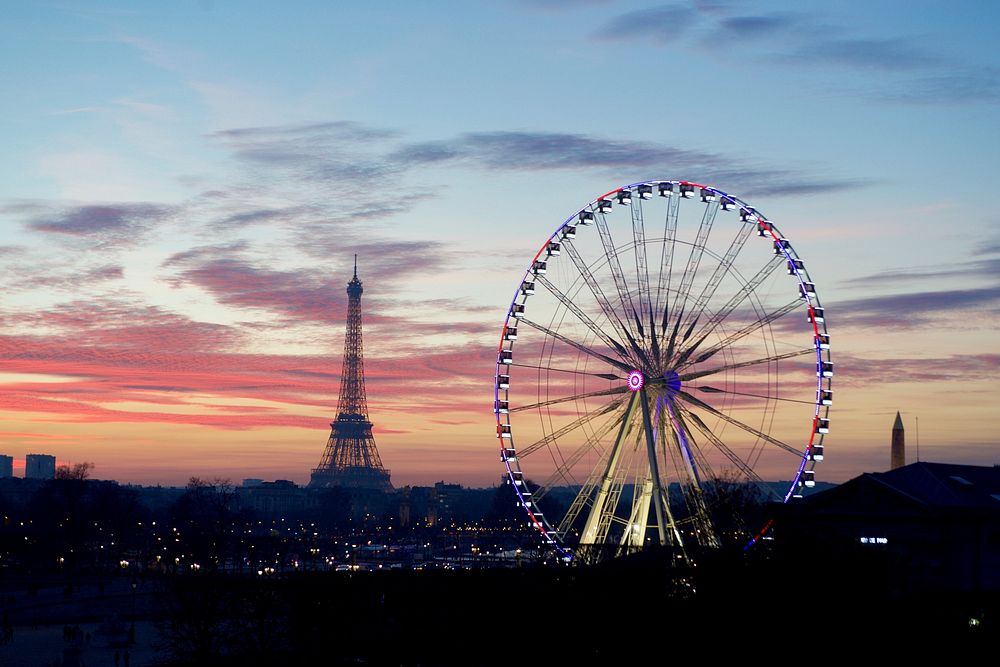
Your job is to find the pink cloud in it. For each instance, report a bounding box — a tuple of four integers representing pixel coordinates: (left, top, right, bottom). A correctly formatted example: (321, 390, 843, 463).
(0, 300, 498, 431)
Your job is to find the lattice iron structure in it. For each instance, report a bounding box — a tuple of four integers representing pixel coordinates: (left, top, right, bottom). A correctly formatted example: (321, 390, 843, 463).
(310, 257, 392, 491)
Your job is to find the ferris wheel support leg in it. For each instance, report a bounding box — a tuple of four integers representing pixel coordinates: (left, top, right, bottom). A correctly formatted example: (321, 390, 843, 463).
(640, 387, 671, 547)
(666, 401, 721, 548)
(622, 474, 653, 549)
(580, 390, 639, 546)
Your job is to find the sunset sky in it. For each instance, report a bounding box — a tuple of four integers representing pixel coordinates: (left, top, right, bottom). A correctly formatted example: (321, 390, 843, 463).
(1, 1, 997, 487)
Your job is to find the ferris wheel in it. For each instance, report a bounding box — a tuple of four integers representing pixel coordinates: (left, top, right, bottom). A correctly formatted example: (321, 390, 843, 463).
(494, 180, 832, 561)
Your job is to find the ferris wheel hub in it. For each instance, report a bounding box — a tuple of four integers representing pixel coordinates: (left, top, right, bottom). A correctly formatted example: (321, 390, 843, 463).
(626, 370, 645, 392)
(664, 370, 681, 395)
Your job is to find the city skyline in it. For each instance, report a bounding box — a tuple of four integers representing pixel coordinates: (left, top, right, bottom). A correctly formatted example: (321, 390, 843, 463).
(0, 1, 997, 487)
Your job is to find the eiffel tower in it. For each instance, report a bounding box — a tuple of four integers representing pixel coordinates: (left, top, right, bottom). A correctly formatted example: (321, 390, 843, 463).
(309, 257, 392, 490)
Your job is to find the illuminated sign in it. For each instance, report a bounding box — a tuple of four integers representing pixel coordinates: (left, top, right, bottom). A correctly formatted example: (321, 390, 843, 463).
(859, 536, 888, 545)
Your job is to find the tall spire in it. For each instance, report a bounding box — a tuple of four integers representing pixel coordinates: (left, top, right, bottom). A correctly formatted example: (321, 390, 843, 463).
(309, 258, 392, 490)
(890, 411, 905, 470)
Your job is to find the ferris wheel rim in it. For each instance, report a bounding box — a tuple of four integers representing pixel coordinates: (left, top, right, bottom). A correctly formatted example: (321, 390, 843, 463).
(494, 179, 832, 560)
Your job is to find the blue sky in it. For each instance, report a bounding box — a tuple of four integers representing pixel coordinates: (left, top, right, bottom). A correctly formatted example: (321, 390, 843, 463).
(0, 1, 997, 486)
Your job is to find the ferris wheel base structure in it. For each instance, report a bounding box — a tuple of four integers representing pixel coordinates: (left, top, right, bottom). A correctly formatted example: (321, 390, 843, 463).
(494, 180, 832, 563)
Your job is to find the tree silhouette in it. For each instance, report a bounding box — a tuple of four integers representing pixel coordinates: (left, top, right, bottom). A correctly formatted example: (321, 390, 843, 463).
(54, 461, 94, 480)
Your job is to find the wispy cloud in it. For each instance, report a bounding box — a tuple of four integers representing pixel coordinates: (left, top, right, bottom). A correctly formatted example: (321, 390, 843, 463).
(25, 203, 174, 247)
(392, 130, 864, 196)
(162, 233, 456, 326)
(789, 36, 941, 72)
(977, 237, 1000, 256)
(841, 257, 1000, 288)
(835, 352, 1000, 386)
(716, 13, 797, 38)
(876, 66, 1000, 104)
(394, 131, 704, 170)
(296, 235, 451, 283)
(213, 205, 318, 231)
(840, 239, 1000, 289)
(18, 264, 124, 291)
(595, 4, 697, 43)
(10, 300, 240, 353)
(593, 3, 998, 104)
(835, 286, 1000, 328)
(210, 120, 862, 201)
(513, 0, 613, 11)
(212, 121, 397, 143)
(162, 240, 249, 267)
(209, 121, 399, 184)
(205, 121, 434, 238)
(168, 257, 347, 325)
(0, 312, 493, 431)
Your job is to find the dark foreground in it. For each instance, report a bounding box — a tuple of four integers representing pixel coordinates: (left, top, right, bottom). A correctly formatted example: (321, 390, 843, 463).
(1, 548, 996, 666)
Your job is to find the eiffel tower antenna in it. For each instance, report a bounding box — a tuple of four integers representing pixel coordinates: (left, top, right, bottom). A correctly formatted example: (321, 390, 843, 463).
(309, 258, 392, 490)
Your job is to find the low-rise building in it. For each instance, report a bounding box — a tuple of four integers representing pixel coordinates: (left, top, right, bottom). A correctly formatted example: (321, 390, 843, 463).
(775, 461, 1000, 593)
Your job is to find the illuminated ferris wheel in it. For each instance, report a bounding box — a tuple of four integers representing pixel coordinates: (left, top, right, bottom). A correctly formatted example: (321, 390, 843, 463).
(494, 180, 832, 561)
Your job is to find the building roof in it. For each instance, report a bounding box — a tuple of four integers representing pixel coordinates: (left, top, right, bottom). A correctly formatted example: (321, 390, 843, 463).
(797, 462, 1000, 513)
(871, 461, 1000, 508)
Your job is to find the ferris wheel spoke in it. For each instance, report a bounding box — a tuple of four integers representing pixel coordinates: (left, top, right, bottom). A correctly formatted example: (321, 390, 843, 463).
(687, 254, 785, 347)
(533, 413, 622, 502)
(676, 389, 801, 456)
(510, 385, 629, 413)
(513, 317, 631, 380)
(594, 210, 642, 338)
(524, 281, 630, 360)
(677, 222, 755, 353)
(517, 396, 627, 459)
(661, 398, 706, 485)
(695, 385, 817, 405)
(678, 296, 802, 369)
(654, 397, 681, 473)
(674, 402, 765, 485)
(662, 202, 719, 357)
(509, 361, 622, 380)
(679, 347, 812, 382)
(629, 199, 653, 335)
(653, 194, 680, 331)
(562, 238, 635, 352)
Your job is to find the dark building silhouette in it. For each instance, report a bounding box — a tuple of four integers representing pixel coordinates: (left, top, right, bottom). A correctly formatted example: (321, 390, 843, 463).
(775, 461, 1000, 593)
(891, 411, 905, 470)
(25, 453, 56, 479)
(310, 258, 392, 491)
(238, 479, 318, 516)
